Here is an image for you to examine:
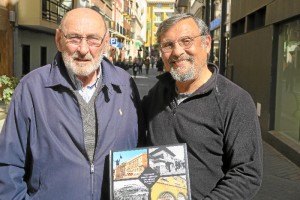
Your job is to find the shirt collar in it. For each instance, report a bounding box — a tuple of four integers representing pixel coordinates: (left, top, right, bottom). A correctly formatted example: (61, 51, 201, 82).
(66, 66, 102, 90)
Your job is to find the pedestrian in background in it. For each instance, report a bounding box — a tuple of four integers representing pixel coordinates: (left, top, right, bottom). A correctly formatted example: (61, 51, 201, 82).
(144, 57, 150, 75)
(132, 57, 139, 78)
(0, 7, 145, 200)
(115, 57, 125, 70)
(142, 13, 263, 200)
(156, 57, 164, 75)
(150, 56, 155, 68)
(138, 57, 143, 74)
(126, 56, 133, 70)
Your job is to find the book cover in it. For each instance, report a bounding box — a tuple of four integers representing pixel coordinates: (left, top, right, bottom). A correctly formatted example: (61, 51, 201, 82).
(110, 143, 191, 200)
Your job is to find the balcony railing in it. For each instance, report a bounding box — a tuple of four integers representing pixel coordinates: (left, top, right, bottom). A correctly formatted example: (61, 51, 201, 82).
(42, 0, 72, 24)
(104, 0, 112, 7)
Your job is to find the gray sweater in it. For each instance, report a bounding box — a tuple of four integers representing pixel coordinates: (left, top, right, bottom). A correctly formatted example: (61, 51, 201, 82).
(142, 63, 263, 200)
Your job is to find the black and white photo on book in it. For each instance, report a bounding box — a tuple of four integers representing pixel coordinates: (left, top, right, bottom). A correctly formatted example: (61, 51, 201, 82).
(110, 143, 191, 200)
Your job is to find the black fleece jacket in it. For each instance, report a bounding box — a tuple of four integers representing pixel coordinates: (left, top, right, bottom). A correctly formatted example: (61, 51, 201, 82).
(142, 63, 263, 200)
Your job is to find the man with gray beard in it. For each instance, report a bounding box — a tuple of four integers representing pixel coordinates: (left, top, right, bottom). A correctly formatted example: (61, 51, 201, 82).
(0, 7, 145, 200)
(142, 13, 263, 200)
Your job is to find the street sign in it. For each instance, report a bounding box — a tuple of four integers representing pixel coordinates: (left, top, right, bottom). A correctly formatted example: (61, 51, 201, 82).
(110, 38, 117, 46)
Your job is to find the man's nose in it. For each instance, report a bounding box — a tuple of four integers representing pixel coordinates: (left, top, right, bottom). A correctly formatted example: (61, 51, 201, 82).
(77, 39, 90, 54)
(171, 42, 186, 55)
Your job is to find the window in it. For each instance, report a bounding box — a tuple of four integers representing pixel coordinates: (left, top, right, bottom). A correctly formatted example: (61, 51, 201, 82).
(158, 192, 175, 200)
(22, 45, 30, 75)
(42, 0, 72, 23)
(157, 4, 162, 8)
(247, 7, 266, 32)
(167, 13, 173, 18)
(275, 19, 300, 142)
(41, 46, 47, 66)
(231, 18, 245, 37)
(156, 13, 162, 22)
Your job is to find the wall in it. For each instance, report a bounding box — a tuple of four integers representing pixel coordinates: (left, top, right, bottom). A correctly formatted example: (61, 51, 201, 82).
(229, 0, 300, 166)
(14, 28, 57, 77)
(229, 26, 273, 136)
(0, 6, 13, 76)
(266, 0, 300, 24)
(231, 0, 272, 23)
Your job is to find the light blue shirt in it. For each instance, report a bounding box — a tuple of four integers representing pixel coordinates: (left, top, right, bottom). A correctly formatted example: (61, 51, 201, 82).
(78, 75, 101, 103)
(67, 68, 102, 103)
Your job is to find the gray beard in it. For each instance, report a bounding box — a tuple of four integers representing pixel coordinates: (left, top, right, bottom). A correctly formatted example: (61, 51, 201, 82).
(170, 60, 207, 82)
(170, 63, 195, 82)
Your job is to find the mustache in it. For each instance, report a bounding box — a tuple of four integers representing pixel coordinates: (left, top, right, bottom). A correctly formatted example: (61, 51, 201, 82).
(72, 52, 93, 60)
(169, 55, 194, 64)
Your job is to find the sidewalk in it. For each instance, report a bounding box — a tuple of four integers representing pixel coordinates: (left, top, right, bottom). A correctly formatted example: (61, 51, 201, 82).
(0, 105, 300, 199)
(254, 141, 300, 199)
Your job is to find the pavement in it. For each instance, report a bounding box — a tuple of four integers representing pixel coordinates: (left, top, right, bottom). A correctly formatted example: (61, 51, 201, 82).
(0, 67, 300, 199)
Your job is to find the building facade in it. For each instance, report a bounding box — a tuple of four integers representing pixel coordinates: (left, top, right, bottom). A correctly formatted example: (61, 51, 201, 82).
(0, 2, 14, 76)
(114, 152, 148, 180)
(1, 0, 146, 79)
(229, 0, 300, 166)
(146, 0, 175, 58)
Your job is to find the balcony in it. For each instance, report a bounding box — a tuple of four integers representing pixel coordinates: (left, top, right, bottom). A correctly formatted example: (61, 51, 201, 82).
(42, 0, 71, 24)
(104, 0, 112, 7)
(18, 0, 72, 32)
(123, 7, 131, 17)
(123, 20, 131, 30)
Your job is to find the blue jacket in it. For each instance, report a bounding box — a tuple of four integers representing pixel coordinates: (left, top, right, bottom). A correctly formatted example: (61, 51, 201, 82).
(0, 53, 145, 200)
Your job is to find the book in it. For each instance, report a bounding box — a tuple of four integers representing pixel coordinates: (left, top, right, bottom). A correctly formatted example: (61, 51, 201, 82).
(110, 143, 191, 200)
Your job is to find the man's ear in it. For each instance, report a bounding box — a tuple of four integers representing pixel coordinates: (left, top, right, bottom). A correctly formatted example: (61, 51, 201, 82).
(104, 34, 110, 46)
(101, 35, 109, 54)
(205, 35, 212, 54)
(55, 29, 62, 52)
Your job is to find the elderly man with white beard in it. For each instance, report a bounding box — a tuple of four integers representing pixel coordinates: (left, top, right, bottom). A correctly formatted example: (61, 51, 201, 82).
(0, 7, 145, 200)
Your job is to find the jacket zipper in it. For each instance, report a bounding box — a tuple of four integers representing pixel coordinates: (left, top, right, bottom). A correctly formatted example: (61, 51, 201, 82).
(90, 87, 101, 200)
(71, 87, 102, 200)
(90, 162, 95, 199)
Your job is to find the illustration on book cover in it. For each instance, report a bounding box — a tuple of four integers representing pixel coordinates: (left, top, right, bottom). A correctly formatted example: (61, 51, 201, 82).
(110, 143, 191, 200)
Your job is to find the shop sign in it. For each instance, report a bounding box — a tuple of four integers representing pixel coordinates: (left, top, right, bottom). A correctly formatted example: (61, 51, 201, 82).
(210, 17, 221, 30)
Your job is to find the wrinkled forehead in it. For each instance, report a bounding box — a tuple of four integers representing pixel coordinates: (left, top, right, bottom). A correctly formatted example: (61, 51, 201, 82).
(160, 18, 199, 41)
(61, 9, 105, 34)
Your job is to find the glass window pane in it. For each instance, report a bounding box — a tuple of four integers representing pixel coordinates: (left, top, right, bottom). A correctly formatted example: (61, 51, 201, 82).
(275, 19, 300, 142)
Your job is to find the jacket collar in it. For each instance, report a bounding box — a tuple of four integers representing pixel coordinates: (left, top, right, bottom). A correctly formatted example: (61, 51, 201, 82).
(46, 52, 122, 95)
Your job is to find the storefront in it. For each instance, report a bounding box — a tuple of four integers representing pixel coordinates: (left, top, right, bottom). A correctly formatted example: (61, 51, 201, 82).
(229, 0, 300, 166)
(275, 18, 300, 142)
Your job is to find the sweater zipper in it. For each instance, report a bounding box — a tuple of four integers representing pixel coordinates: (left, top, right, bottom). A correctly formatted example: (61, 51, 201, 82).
(170, 99, 177, 115)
